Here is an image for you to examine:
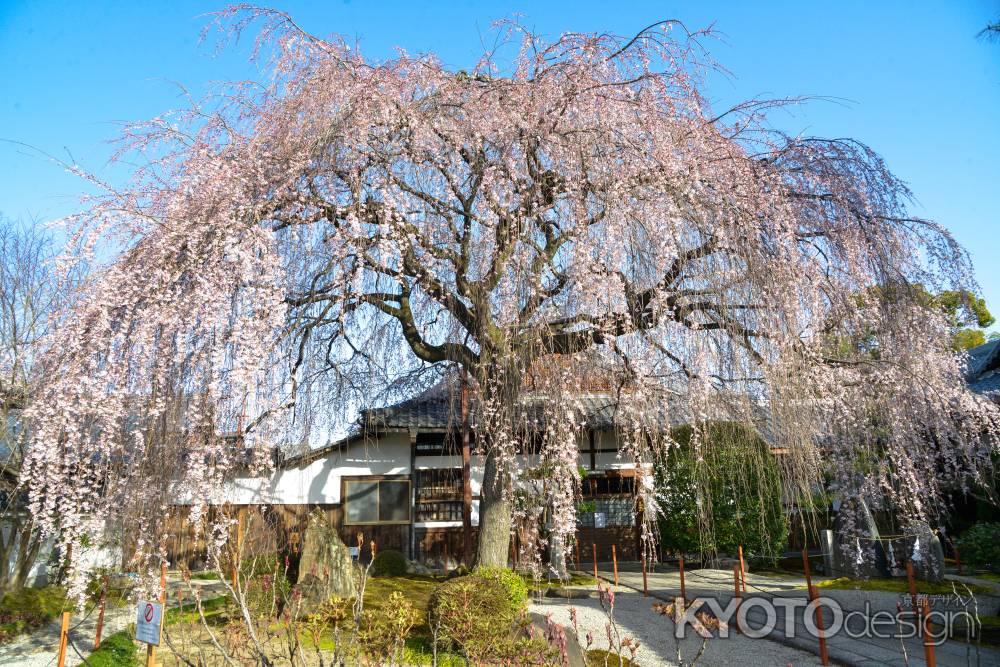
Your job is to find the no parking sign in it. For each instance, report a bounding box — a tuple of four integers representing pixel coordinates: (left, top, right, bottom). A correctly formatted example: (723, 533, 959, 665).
(135, 601, 163, 645)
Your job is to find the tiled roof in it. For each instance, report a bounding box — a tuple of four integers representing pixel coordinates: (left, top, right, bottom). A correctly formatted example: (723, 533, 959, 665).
(360, 387, 771, 435)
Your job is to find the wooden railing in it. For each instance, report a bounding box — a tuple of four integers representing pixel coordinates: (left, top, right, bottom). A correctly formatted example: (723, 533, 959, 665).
(415, 499, 463, 522)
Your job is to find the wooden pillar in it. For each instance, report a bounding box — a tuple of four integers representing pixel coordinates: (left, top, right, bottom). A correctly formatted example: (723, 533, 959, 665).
(461, 372, 473, 567)
(612, 544, 619, 586)
(408, 430, 417, 561)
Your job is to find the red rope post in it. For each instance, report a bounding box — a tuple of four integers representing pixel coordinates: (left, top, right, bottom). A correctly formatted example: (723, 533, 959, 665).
(93, 574, 108, 650)
(906, 561, 920, 623)
(738, 545, 747, 592)
(641, 552, 648, 597)
(592, 543, 598, 581)
(679, 555, 686, 602)
(808, 583, 830, 665)
(922, 598, 937, 667)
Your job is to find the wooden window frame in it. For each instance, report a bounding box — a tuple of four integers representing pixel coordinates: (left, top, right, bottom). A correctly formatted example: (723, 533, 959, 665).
(342, 476, 412, 526)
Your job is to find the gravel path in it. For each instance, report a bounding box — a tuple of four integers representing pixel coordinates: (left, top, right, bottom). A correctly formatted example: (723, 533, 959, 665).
(0, 604, 134, 667)
(0, 576, 227, 667)
(530, 586, 825, 667)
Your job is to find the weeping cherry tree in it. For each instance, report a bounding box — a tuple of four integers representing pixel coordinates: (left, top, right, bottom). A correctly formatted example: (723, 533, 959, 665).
(20, 7, 1000, 597)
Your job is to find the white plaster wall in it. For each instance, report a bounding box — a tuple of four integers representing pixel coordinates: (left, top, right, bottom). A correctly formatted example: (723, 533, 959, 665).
(176, 428, 638, 509)
(177, 433, 413, 506)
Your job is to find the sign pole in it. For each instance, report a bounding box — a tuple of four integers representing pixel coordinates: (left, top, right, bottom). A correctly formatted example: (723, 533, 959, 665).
(146, 564, 167, 667)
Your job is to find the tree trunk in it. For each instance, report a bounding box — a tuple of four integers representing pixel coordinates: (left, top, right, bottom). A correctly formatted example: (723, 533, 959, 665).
(475, 448, 512, 568)
(548, 533, 569, 580)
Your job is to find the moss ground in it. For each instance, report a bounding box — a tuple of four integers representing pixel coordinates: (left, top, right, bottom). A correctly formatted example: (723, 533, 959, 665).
(816, 576, 992, 595)
(86, 630, 140, 667)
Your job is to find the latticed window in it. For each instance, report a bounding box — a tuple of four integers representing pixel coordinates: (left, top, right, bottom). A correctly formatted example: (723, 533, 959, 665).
(415, 468, 464, 522)
(578, 498, 635, 528)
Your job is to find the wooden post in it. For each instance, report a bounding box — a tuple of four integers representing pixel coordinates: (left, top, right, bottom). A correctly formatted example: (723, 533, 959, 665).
(574, 539, 580, 570)
(738, 545, 747, 592)
(56, 611, 70, 667)
(955, 547, 963, 575)
(679, 556, 686, 601)
(93, 575, 108, 650)
(906, 561, 920, 622)
(592, 543, 598, 581)
(732, 567, 742, 634)
(808, 583, 830, 666)
(922, 598, 937, 667)
(443, 541, 450, 572)
(611, 544, 619, 586)
(232, 508, 244, 591)
(641, 552, 648, 597)
(801, 548, 829, 663)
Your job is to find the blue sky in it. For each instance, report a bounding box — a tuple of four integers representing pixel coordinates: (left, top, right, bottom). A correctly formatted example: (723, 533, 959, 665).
(2, 1, 999, 318)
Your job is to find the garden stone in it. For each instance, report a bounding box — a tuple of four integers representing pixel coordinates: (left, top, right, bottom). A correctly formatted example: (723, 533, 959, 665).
(831, 499, 890, 578)
(906, 522, 945, 582)
(291, 510, 356, 615)
(544, 586, 592, 600)
(406, 559, 431, 575)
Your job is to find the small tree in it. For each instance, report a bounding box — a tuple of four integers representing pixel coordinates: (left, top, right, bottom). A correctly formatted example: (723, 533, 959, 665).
(0, 219, 75, 595)
(655, 422, 788, 565)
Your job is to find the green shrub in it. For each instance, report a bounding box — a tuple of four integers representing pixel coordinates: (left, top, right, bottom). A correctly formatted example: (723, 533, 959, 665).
(86, 630, 139, 667)
(0, 586, 66, 644)
(371, 549, 408, 577)
(428, 575, 523, 660)
(654, 422, 788, 564)
(472, 567, 528, 614)
(957, 523, 1000, 571)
